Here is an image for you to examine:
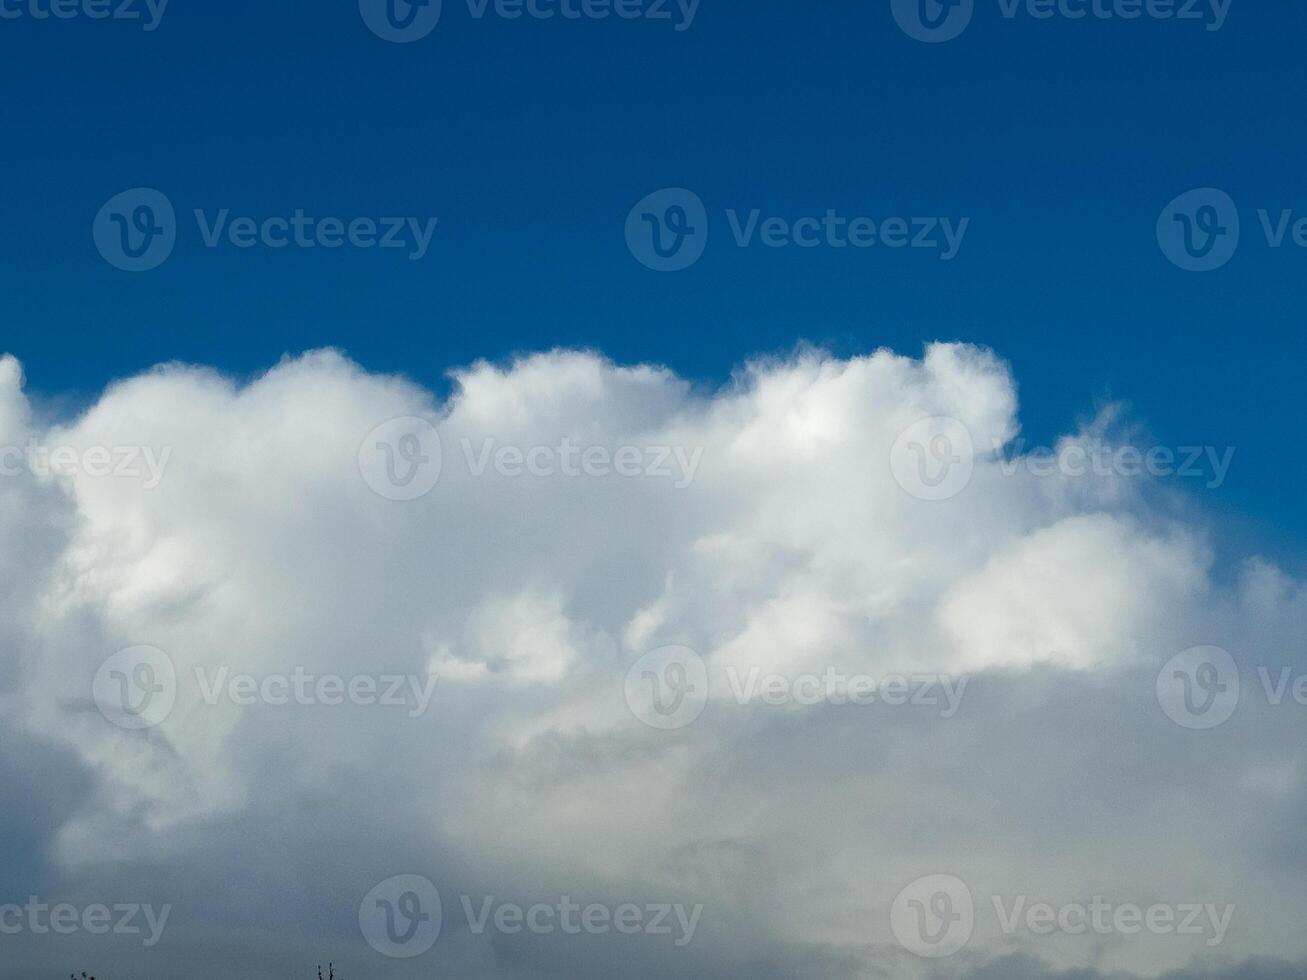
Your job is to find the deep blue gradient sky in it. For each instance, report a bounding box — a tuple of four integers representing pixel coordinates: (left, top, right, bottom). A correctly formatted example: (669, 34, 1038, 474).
(1, 0, 1303, 559)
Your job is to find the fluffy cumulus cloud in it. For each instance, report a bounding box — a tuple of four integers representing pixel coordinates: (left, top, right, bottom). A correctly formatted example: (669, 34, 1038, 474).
(0, 344, 1304, 980)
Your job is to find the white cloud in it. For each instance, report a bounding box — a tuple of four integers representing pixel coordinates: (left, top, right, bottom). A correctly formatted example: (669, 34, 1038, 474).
(1, 343, 1304, 979)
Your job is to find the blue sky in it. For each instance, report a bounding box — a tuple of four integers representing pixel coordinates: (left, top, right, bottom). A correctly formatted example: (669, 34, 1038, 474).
(7, 6, 1307, 977)
(1, 0, 1303, 558)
